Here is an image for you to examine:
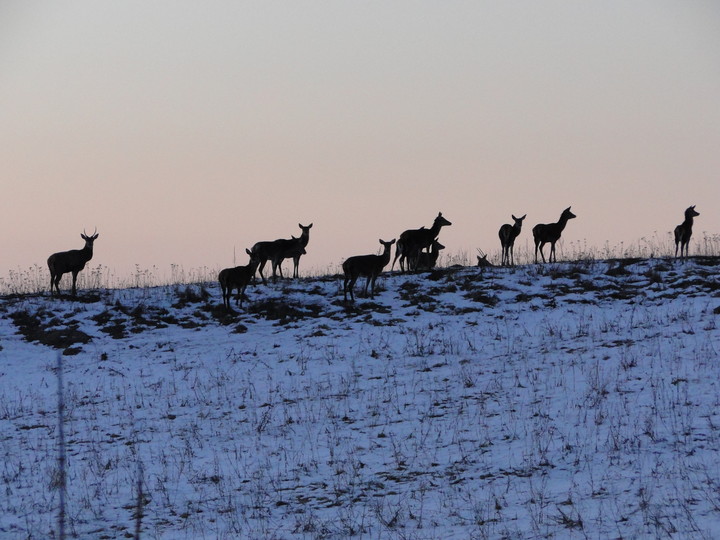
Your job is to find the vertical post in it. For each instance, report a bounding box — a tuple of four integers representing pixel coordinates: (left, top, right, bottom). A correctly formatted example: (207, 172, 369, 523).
(134, 460, 143, 540)
(57, 353, 66, 540)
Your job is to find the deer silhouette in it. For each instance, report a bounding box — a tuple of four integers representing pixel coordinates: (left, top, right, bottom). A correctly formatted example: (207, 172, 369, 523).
(416, 240, 445, 270)
(218, 249, 261, 310)
(674, 205, 699, 258)
(532, 207, 576, 263)
(342, 239, 396, 302)
(392, 212, 452, 272)
(290, 223, 312, 278)
(47, 230, 99, 297)
(498, 214, 526, 266)
(251, 223, 313, 284)
(476, 248, 494, 271)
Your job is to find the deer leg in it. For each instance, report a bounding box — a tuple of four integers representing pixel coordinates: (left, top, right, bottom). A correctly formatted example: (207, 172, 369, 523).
(71, 271, 79, 296)
(348, 276, 358, 302)
(538, 242, 546, 263)
(238, 285, 246, 308)
(257, 260, 268, 285)
(391, 245, 401, 272)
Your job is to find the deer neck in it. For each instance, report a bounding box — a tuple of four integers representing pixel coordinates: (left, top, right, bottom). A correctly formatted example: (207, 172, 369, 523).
(428, 221, 445, 237)
(556, 215, 572, 232)
(82, 242, 94, 262)
(299, 228, 311, 247)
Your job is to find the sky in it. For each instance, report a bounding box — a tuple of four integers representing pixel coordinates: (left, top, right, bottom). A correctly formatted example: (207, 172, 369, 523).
(1, 1, 719, 282)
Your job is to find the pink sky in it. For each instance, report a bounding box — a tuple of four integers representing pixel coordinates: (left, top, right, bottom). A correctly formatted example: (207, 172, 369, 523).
(1, 2, 719, 284)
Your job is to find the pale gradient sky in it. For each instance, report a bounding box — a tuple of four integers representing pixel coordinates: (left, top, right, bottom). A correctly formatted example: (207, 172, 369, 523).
(2, 2, 719, 283)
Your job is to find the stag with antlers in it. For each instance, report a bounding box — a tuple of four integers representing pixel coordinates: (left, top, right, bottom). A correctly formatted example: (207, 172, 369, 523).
(47, 229, 99, 297)
(476, 249, 494, 271)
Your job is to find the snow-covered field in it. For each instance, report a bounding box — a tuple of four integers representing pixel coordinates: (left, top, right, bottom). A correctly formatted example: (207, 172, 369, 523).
(1, 257, 719, 539)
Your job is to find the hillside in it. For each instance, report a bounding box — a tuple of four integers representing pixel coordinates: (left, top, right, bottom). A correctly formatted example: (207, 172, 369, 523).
(1, 257, 720, 539)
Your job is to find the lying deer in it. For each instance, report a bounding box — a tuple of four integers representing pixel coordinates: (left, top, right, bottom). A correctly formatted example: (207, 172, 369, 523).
(674, 205, 699, 258)
(218, 249, 261, 310)
(47, 230, 99, 297)
(532, 207, 576, 263)
(342, 239, 396, 302)
(498, 214, 526, 266)
(392, 212, 452, 272)
(251, 223, 313, 284)
(416, 240, 445, 270)
(476, 249, 494, 270)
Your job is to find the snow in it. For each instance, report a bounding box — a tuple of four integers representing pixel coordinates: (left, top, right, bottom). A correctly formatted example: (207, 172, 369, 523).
(1, 257, 720, 539)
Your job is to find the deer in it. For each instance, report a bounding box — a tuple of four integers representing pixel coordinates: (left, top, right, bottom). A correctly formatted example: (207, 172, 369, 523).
(47, 230, 99, 297)
(218, 249, 262, 310)
(290, 222, 312, 278)
(392, 212, 452, 272)
(415, 240, 445, 270)
(674, 205, 699, 258)
(498, 214, 526, 266)
(532, 207, 576, 263)
(342, 239, 396, 302)
(251, 223, 313, 284)
(476, 248, 494, 270)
